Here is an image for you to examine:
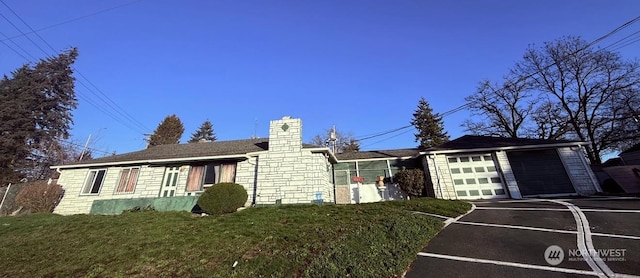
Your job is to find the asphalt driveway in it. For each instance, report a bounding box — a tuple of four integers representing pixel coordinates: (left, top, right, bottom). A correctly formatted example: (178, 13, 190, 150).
(405, 197, 640, 278)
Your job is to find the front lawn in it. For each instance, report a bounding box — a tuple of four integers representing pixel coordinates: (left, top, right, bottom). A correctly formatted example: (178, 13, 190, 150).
(0, 198, 470, 277)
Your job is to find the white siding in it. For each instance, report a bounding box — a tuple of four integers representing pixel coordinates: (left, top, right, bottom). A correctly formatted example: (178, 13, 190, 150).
(557, 147, 599, 195)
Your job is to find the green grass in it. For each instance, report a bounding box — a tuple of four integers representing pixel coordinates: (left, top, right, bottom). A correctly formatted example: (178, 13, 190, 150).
(0, 198, 470, 277)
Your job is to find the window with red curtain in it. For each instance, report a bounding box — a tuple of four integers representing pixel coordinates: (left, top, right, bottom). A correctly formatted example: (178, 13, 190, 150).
(186, 162, 237, 191)
(186, 166, 205, 192)
(116, 167, 140, 193)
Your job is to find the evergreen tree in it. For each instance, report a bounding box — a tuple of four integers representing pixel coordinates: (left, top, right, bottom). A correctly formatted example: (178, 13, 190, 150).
(411, 97, 449, 149)
(189, 120, 217, 143)
(147, 114, 184, 148)
(0, 48, 78, 183)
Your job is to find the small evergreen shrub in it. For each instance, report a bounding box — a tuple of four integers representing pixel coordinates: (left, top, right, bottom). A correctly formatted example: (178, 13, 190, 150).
(197, 183, 247, 215)
(15, 181, 64, 213)
(393, 168, 425, 197)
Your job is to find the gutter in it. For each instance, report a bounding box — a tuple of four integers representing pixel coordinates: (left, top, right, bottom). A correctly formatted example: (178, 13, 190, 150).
(305, 147, 339, 163)
(418, 142, 590, 156)
(51, 153, 253, 170)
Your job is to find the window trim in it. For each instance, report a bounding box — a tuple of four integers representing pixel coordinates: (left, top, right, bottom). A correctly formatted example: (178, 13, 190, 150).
(81, 169, 107, 195)
(186, 162, 237, 192)
(115, 167, 140, 194)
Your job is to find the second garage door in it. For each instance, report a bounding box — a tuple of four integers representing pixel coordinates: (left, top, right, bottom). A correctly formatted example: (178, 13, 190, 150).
(446, 154, 508, 199)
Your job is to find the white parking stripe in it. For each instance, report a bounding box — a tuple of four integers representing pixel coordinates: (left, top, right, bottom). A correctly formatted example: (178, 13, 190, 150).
(475, 207, 640, 213)
(454, 221, 578, 234)
(549, 200, 614, 277)
(417, 252, 601, 276)
(454, 221, 640, 240)
(475, 207, 569, 211)
(581, 209, 640, 213)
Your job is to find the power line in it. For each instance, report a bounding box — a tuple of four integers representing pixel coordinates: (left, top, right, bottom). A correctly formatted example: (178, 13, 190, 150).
(0, 0, 151, 134)
(0, 0, 141, 43)
(59, 140, 113, 156)
(360, 129, 413, 149)
(354, 15, 640, 147)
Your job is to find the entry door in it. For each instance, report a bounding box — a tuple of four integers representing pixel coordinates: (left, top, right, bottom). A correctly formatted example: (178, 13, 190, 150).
(160, 166, 180, 197)
(447, 154, 508, 199)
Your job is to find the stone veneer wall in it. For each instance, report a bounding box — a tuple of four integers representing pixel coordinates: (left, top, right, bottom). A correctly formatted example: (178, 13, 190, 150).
(557, 147, 599, 195)
(234, 157, 258, 207)
(423, 154, 456, 199)
(54, 165, 167, 215)
(254, 117, 333, 205)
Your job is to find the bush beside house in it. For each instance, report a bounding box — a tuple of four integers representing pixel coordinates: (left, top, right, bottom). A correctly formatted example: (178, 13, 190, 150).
(393, 169, 425, 197)
(15, 181, 64, 213)
(197, 183, 248, 215)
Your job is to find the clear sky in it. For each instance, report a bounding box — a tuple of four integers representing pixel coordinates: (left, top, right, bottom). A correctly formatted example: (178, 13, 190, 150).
(1, 0, 639, 156)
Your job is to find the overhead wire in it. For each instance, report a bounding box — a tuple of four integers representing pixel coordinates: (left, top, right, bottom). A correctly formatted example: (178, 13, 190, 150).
(355, 15, 640, 148)
(0, 0, 141, 43)
(0, 0, 150, 134)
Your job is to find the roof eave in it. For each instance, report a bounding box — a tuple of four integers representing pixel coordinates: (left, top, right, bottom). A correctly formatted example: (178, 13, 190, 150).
(51, 153, 252, 170)
(418, 141, 589, 155)
(305, 147, 339, 163)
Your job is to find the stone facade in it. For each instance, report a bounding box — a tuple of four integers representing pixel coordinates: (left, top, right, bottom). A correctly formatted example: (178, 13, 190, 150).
(53, 117, 334, 215)
(254, 117, 333, 205)
(557, 147, 600, 195)
(54, 165, 167, 215)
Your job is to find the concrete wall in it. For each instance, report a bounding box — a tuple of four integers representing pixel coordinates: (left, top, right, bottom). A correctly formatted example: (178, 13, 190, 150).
(557, 147, 599, 195)
(254, 117, 334, 205)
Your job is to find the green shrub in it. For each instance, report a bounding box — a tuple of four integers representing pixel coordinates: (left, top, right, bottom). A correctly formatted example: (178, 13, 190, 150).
(14, 181, 64, 213)
(196, 183, 247, 215)
(393, 168, 425, 197)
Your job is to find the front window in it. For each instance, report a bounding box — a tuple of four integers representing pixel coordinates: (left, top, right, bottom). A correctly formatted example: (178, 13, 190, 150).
(82, 169, 106, 195)
(186, 162, 237, 192)
(115, 167, 140, 193)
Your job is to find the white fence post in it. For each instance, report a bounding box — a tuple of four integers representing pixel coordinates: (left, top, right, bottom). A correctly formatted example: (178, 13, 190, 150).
(0, 183, 12, 212)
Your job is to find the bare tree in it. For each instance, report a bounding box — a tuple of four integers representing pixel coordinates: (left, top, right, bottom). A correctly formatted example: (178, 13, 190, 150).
(464, 77, 533, 138)
(309, 128, 360, 153)
(512, 36, 640, 164)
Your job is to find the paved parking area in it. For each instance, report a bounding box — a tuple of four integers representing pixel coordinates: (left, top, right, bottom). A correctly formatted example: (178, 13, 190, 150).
(405, 197, 640, 278)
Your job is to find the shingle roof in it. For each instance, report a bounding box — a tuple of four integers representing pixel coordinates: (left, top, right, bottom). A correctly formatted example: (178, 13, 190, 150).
(431, 135, 580, 151)
(621, 143, 640, 155)
(64, 138, 270, 166)
(336, 148, 420, 160)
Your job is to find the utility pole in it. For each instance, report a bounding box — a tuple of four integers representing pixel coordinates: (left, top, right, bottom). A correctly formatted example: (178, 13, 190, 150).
(79, 134, 91, 161)
(330, 125, 337, 154)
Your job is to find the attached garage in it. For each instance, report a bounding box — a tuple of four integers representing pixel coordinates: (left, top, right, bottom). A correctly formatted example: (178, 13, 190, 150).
(446, 154, 508, 199)
(421, 135, 601, 200)
(507, 149, 575, 196)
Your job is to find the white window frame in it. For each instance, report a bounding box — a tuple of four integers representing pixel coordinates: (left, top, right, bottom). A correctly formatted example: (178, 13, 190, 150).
(186, 162, 237, 192)
(81, 169, 107, 195)
(115, 167, 140, 194)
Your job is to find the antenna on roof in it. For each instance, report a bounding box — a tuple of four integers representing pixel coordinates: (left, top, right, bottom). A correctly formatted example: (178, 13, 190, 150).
(252, 118, 258, 139)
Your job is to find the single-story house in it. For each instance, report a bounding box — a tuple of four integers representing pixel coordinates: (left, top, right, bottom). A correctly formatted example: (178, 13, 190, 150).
(52, 117, 337, 215)
(52, 116, 602, 215)
(420, 135, 601, 199)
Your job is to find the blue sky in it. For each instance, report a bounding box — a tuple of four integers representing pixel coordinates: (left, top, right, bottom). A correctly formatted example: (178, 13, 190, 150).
(1, 0, 639, 156)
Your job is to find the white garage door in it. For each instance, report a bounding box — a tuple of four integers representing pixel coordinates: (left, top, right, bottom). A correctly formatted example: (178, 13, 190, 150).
(446, 154, 508, 199)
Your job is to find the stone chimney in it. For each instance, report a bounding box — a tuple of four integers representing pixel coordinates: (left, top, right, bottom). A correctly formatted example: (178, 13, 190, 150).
(268, 116, 302, 152)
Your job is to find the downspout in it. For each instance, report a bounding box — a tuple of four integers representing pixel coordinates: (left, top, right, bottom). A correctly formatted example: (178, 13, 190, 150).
(245, 155, 259, 206)
(430, 154, 447, 199)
